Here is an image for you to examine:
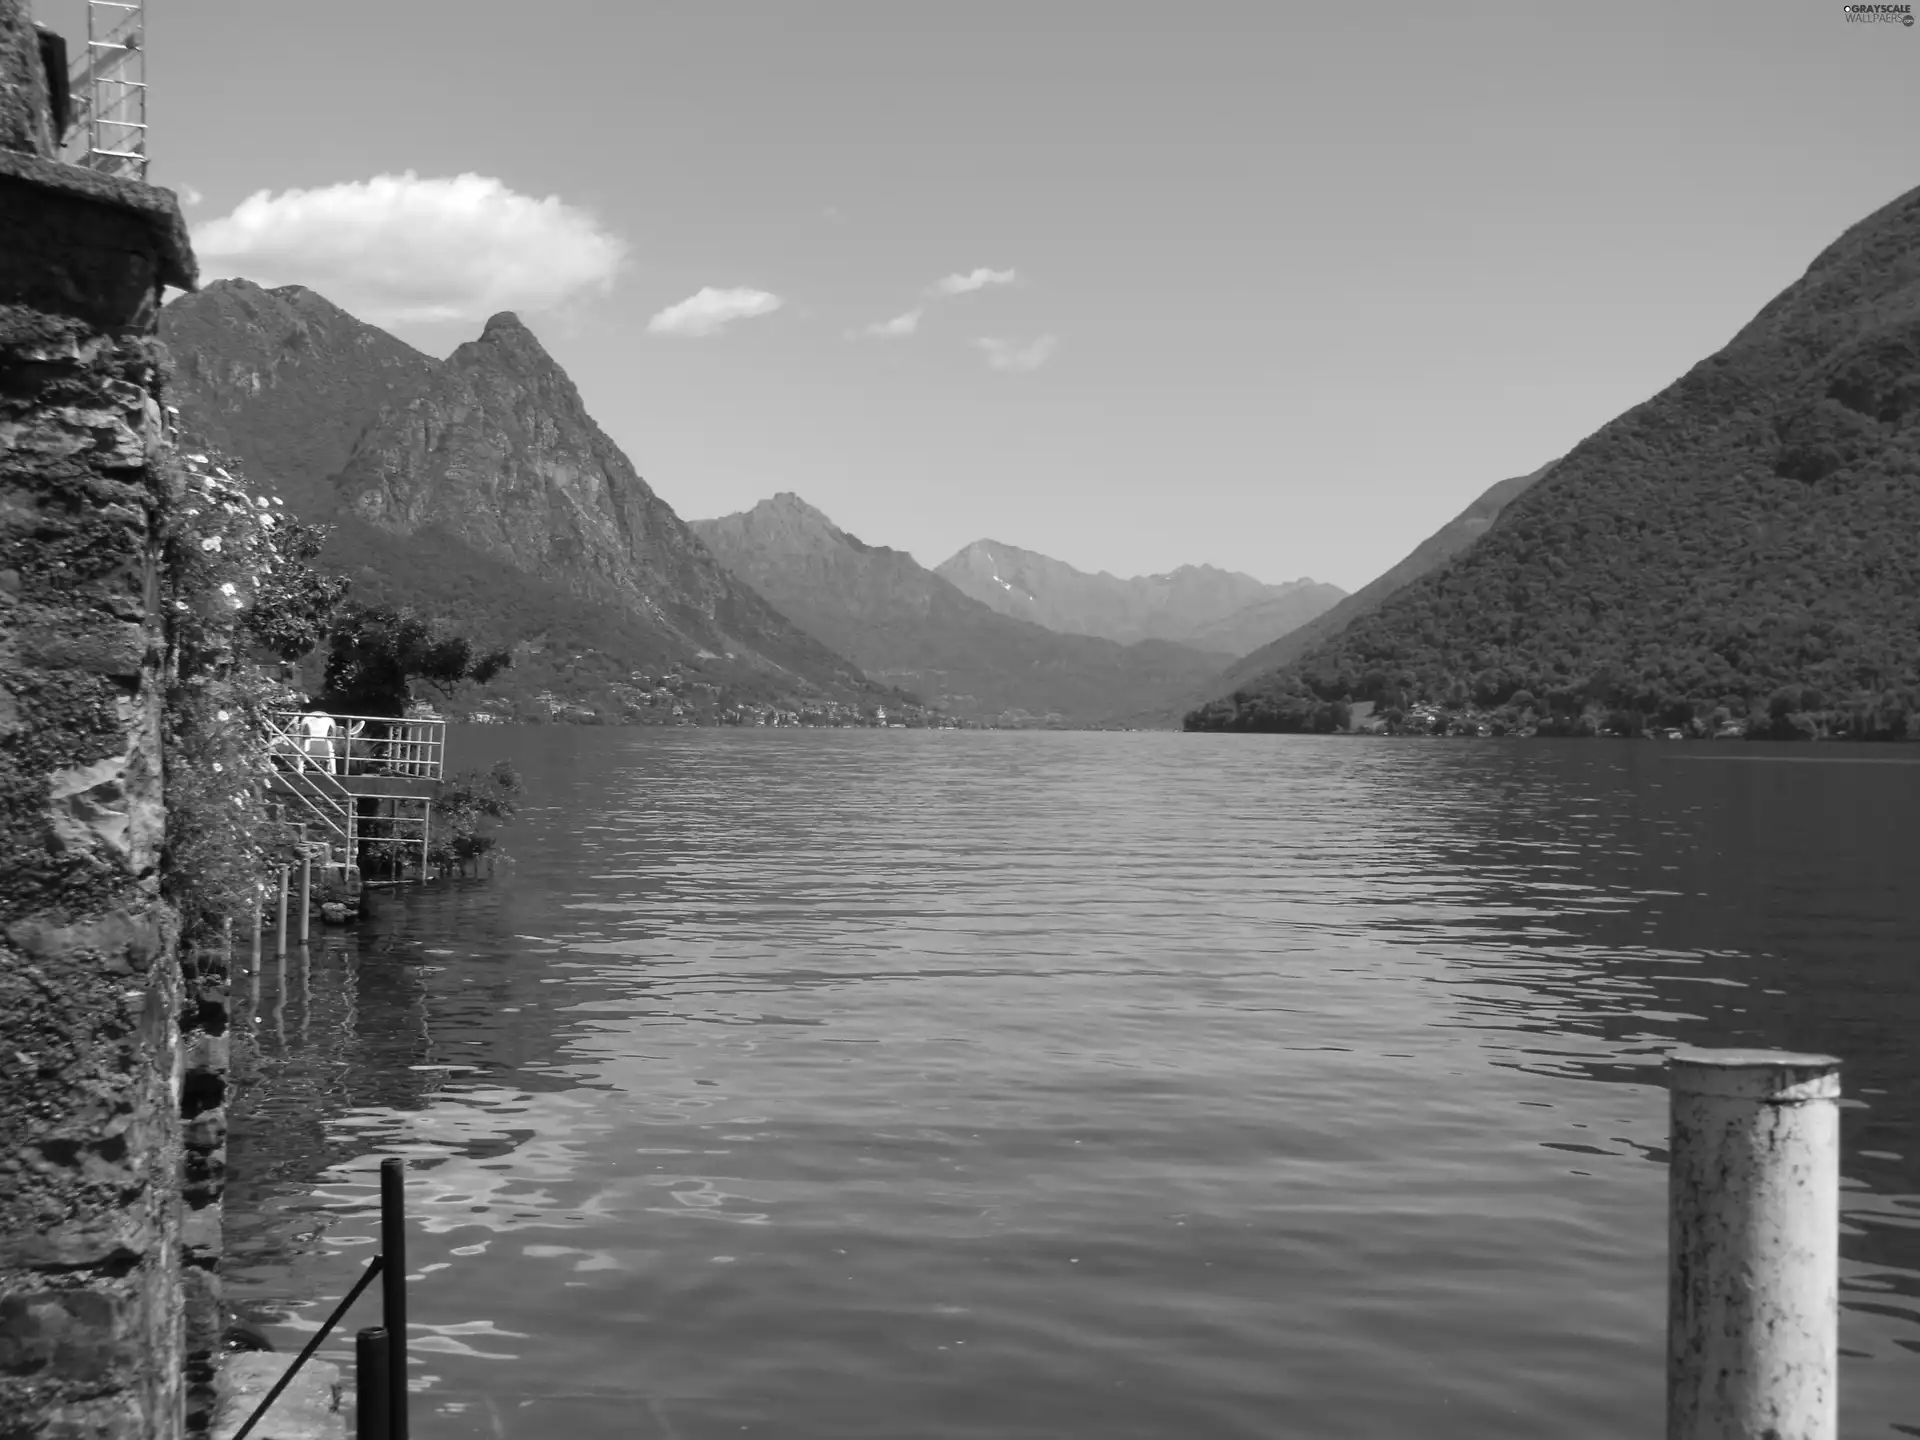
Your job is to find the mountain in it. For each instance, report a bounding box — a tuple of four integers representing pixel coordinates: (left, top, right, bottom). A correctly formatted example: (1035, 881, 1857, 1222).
(935, 540, 1344, 655)
(1188, 180, 1920, 737)
(159, 278, 438, 518)
(690, 495, 1225, 725)
(1203, 462, 1555, 700)
(159, 281, 903, 718)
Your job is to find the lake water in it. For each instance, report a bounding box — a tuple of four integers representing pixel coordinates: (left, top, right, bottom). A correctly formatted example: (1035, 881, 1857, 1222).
(224, 730, 1920, 1439)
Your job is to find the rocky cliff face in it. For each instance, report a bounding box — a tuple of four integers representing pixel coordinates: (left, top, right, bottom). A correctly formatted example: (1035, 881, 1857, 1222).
(159, 280, 436, 517)
(159, 283, 882, 703)
(935, 540, 1342, 655)
(692, 495, 1223, 725)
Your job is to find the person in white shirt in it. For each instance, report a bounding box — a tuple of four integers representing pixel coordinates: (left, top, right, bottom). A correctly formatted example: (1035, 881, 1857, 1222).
(298, 705, 337, 774)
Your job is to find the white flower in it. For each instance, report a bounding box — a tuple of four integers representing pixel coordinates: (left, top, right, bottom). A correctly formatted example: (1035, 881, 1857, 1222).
(272, 497, 283, 506)
(219, 582, 237, 596)
(212, 762, 223, 773)
(257, 497, 270, 508)
(189, 454, 208, 463)
(200, 535, 222, 552)
(216, 710, 230, 722)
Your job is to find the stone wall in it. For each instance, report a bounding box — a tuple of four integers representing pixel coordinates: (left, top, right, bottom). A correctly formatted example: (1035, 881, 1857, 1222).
(0, 2, 204, 1434)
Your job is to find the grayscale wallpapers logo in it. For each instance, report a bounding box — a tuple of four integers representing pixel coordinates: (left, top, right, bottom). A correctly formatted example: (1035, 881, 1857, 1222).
(1843, 3, 1915, 21)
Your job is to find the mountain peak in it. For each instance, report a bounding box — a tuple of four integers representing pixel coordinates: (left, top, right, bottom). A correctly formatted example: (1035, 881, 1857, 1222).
(481, 311, 531, 340)
(451, 310, 564, 383)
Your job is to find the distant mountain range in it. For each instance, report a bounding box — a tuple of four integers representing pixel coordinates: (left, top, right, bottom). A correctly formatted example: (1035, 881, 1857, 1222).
(1188, 180, 1920, 736)
(934, 541, 1345, 657)
(690, 496, 1226, 725)
(160, 281, 905, 718)
(162, 279, 1609, 734)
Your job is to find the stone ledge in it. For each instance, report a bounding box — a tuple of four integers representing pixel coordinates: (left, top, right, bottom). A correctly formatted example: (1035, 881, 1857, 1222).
(210, 1352, 345, 1440)
(0, 149, 195, 292)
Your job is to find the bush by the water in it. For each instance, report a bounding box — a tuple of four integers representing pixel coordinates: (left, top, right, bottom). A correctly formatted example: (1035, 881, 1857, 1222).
(427, 761, 522, 874)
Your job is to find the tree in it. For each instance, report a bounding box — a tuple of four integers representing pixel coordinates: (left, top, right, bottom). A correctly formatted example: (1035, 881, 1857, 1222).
(244, 517, 350, 661)
(320, 604, 513, 716)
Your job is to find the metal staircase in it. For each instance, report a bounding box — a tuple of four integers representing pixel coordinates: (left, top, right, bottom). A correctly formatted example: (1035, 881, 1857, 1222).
(271, 764, 356, 853)
(265, 711, 446, 880)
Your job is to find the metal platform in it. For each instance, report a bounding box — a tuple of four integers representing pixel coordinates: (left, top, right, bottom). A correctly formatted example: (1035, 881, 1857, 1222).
(266, 711, 448, 878)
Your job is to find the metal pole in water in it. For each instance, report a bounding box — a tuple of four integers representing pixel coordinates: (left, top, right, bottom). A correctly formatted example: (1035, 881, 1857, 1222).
(380, 1158, 408, 1440)
(1667, 1048, 1841, 1440)
(250, 898, 262, 968)
(299, 850, 312, 944)
(355, 1326, 390, 1440)
(275, 866, 289, 957)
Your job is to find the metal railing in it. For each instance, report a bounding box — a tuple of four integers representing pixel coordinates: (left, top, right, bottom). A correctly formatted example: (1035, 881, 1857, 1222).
(268, 712, 447, 782)
(352, 797, 433, 881)
(270, 770, 355, 851)
(232, 1157, 410, 1440)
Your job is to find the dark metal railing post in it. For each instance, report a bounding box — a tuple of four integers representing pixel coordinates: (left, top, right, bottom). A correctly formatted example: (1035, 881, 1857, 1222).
(355, 1326, 391, 1440)
(380, 1157, 409, 1439)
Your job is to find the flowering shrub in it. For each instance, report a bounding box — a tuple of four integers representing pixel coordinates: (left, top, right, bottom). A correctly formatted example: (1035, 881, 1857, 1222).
(159, 446, 344, 946)
(426, 761, 522, 874)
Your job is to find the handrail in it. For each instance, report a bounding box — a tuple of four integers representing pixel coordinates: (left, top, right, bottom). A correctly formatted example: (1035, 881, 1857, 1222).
(268, 711, 447, 782)
(230, 1256, 384, 1440)
(270, 764, 355, 849)
(230, 1157, 411, 1440)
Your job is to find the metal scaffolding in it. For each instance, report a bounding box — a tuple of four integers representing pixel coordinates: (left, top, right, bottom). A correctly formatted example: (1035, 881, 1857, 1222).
(64, 1, 147, 181)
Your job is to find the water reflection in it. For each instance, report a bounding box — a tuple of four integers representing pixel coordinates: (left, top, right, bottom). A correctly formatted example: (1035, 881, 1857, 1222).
(226, 731, 1920, 1439)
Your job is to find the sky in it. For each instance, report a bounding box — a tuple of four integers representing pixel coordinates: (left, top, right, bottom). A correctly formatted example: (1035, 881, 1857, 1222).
(38, 0, 1920, 591)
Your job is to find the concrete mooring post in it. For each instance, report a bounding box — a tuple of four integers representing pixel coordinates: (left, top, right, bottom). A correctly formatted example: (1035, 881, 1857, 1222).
(1667, 1048, 1841, 1440)
(274, 867, 289, 958)
(298, 851, 312, 945)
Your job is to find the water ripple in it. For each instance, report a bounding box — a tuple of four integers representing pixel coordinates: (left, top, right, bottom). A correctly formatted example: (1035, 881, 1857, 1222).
(224, 732, 1920, 1439)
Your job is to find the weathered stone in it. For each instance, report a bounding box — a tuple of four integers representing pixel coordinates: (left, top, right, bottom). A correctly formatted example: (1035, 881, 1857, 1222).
(178, 1208, 220, 1265)
(181, 1106, 226, 1154)
(5, 906, 168, 975)
(0, 1209, 154, 1270)
(210, 1355, 344, 1440)
(182, 1030, 229, 1077)
(0, 1286, 148, 1380)
(178, 1265, 219, 1359)
(0, 5, 201, 1435)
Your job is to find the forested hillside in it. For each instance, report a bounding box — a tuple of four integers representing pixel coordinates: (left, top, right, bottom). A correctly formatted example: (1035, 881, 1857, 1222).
(1187, 182, 1920, 740)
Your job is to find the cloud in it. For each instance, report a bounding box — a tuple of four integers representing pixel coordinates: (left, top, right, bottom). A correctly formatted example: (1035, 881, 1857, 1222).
(175, 183, 204, 207)
(932, 267, 1017, 297)
(191, 171, 626, 325)
(647, 286, 784, 338)
(975, 334, 1059, 373)
(859, 308, 922, 339)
